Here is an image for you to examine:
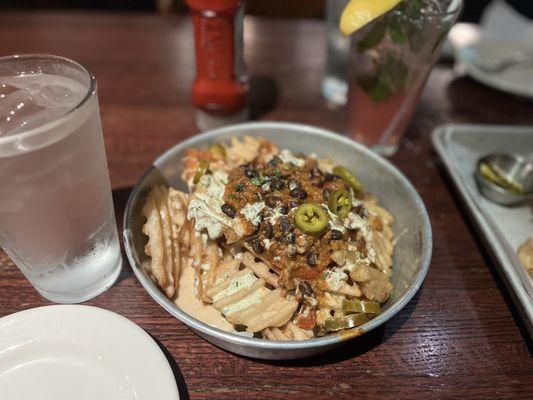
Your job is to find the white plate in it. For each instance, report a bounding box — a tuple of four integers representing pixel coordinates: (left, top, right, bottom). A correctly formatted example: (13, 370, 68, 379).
(0, 305, 179, 400)
(451, 2, 533, 99)
(456, 39, 533, 99)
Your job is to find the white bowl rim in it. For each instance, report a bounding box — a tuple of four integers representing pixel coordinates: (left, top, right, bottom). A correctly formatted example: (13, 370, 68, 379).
(123, 121, 432, 351)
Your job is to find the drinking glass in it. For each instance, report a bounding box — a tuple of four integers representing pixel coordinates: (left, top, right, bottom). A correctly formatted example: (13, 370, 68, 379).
(346, 0, 462, 155)
(322, 0, 351, 107)
(0, 55, 122, 303)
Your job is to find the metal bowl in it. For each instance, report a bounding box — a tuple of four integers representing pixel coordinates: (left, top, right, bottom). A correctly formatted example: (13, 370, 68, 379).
(123, 122, 432, 360)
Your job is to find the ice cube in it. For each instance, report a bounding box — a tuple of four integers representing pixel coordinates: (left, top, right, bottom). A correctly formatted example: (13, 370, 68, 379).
(0, 88, 37, 136)
(0, 73, 87, 137)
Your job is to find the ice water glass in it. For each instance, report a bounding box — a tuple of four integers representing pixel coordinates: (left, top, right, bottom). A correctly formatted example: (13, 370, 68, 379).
(0, 55, 122, 303)
(322, 0, 351, 106)
(346, 0, 462, 155)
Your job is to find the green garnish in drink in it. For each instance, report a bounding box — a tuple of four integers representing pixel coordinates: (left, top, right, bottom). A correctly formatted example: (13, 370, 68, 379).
(355, 0, 428, 102)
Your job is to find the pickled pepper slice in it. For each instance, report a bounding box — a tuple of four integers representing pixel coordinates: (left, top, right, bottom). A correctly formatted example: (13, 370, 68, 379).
(342, 299, 381, 314)
(193, 160, 209, 184)
(324, 313, 369, 332)
(294, 203, 329, 234)
(333, 166, 364, 194)
(209, 143, 226, 159)
(328, 189, 353, 218)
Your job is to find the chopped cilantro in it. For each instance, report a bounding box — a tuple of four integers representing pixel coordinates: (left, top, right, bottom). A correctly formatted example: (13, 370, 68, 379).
(251, 176, 263, 186)
(229, 194, 237, 200)
(235, 182, 245, 192)
(283, 165, 290, 171)
(273, 170, 282, 178)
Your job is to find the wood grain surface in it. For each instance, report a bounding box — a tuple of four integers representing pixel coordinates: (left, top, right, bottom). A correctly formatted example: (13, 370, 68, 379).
(0, 12, 531, 400)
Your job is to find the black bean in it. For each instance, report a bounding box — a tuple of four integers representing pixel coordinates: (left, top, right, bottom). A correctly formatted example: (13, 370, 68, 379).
(353, 204, 368, 218)
(281, 231, 296, 244)
(299, 281, 314, 296)
(290, 187, 307, 199)
(279, 205, 289, 215)
(280, 217, 294, 232)
(265, 195, 281, 208)
(322, 189, 331, 201)
(270, 179, 285, 191)
(324, 173, 336, 182)
(221, 203, 236, 218)
(288, 200, 300, 208)
(306, 250, 318, 266)
(252, 240, 265, 254)
(331, 229, 343, 240)
(234, 324, 247, 332)
(268, 155, 282, 167)
(262, 221, 273, 239)
(245, 235, 258, 243)
(244, 168, 258, 178)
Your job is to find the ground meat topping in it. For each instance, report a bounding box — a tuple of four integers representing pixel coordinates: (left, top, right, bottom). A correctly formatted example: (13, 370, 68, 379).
(223, 150, 368, 287)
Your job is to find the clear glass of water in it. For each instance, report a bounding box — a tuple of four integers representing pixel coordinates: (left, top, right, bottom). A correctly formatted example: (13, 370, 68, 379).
(0, 55, 122, 303)
(321, 0, 350, 107)
(346, 0, 462, 155)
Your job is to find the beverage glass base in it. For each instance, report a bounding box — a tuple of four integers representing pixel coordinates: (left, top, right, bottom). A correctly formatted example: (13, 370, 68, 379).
(35, 259, 122, 304)
(371, 144, 399, 157)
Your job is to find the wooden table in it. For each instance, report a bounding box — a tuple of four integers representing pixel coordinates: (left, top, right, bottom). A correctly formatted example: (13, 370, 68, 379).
(1, 12, 532, 399)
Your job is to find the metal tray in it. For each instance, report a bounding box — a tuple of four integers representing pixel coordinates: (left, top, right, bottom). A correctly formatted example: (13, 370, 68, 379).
(432, 124, 533, 337)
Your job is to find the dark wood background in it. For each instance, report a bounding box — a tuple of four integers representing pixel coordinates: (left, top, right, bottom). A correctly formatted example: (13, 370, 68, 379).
(2, 0, 533, 21)
(0, 12, 532, 399)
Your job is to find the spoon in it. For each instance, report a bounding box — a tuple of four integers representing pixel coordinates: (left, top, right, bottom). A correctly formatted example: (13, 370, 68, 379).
(475, 153, 533, 206)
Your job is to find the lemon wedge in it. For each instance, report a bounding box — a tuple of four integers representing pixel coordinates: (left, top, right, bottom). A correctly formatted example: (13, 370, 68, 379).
(340, 0, 403, 36)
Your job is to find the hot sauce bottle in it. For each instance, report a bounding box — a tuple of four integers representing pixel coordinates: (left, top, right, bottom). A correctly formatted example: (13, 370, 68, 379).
(186, 0, 248, 130)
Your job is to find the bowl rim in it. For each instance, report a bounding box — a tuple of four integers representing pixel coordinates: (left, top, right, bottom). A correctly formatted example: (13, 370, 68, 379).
(123, 121, 432, 351)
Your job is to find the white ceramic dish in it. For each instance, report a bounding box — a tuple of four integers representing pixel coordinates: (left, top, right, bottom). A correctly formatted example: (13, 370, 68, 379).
(451, 2, 533, 99)
(123, 122, 433, 359)
(0, 305, 179, 400)
(456, 40, 533, 99)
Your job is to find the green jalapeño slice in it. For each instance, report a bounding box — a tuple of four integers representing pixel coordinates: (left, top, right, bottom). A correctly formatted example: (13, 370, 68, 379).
(333, 166, 364, 194)
(328, 189, 353, 218)
(209, 143, 226, 159)
(294, 203, 329, 234)
(193, 159, 209, 184)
